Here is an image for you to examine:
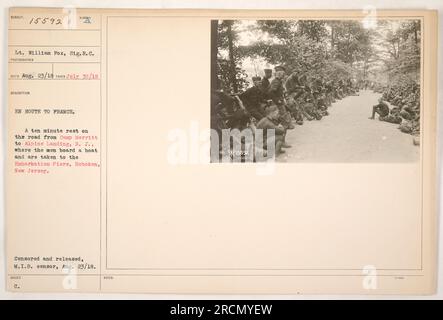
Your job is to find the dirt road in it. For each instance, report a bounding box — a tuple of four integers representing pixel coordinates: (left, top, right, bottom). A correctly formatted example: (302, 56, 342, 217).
(279, 90, 419, 162)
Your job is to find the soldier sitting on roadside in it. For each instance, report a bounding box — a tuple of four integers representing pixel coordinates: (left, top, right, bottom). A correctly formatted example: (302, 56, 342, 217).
(238, 76, 266, 122)
(399, 113, 420, 135)
(303, 92, 322, 120)
(256, 104, 292, 155)
(268, 65, 295, 130)
(225, 94, 250, 130)
(325, 80, 335, 106)
(379, 106, 402, 124)
(369, 98, 390, 120)
(313, 91, 329, 117)
(285, 71, 306, 125)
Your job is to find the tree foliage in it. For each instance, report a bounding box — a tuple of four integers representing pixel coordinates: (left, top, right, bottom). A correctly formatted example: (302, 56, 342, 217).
(213, 19, 421, 93)
(381, 21, 421, 83)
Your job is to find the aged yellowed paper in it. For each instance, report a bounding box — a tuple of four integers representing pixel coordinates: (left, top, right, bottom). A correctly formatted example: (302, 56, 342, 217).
(6, 8, 438, 294)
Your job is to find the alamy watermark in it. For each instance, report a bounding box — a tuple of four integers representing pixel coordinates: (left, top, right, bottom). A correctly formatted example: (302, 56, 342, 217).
(167, 121, 277, 175)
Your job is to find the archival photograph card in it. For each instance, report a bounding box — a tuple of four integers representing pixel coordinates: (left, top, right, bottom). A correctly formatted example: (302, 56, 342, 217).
(6, 8, 438, 294)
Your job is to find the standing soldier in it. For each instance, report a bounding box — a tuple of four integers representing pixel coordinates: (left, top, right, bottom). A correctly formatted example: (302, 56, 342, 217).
(268, 65, 295, 130)
(260, 68, 273, 99)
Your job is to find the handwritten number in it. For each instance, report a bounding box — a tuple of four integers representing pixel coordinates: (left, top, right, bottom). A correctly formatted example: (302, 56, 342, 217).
(29, 17, 63, 25)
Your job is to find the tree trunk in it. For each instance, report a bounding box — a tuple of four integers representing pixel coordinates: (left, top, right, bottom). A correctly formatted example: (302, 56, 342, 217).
(227, 21, 238, 93)
(363, 59, 367, 82)
(210, 20, 219, 92)
(414, 21, 418, 45)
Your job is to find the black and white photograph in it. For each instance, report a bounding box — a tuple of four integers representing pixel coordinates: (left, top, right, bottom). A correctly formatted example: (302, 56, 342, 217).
(210, 19, 421, 162)
(2, 3, 440, 299)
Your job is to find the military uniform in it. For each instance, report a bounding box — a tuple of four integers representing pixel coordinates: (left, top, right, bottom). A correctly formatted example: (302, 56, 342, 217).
(374, 101, 390, 117)
(239, 85, 266, 121)
(268, 76, 292, 128)
(379, 107, 402, 124)
(260, 77, 271, 98)
(268, 77, 285, 104)
(260, 68, 273, 97)
(257, 116, 286, 135)
(284, 73, 306, 124)
(285, 72, 303, 95)
(313, 92, 328, 117)
(325, 81, 335, 106)
(256, 115, 285, 154)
